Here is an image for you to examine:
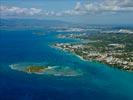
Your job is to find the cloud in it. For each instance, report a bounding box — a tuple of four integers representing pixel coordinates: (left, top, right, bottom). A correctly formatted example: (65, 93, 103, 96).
(0, 6, 42, 16)
(0, 0, 133, 18)
(56, 2, 87, 16)
(84, 0, 133, 13)
(61, 0, 133, 16)
(0, 5, 64, 17)
(74, 2, 82, 11)
(55, 0, 133, 16)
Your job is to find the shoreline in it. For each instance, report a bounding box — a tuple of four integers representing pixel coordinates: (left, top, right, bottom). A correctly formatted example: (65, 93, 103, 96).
(73, 53, 133, 72)
(53, 45, 133, 72)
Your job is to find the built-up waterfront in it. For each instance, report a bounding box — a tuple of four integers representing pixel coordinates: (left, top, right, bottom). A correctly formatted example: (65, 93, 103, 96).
(54, 33, 133, 71)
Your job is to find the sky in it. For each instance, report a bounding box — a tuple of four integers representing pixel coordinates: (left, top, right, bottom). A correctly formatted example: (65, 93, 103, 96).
(0, 0, 133, 24)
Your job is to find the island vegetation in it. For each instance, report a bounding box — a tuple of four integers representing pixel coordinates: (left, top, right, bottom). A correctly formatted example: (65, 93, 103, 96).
(24, 66, 48, 73)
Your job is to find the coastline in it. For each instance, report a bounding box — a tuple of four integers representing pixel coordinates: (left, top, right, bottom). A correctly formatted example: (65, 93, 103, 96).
(53, 45, 133, 72)
(73, 52, 133, 72)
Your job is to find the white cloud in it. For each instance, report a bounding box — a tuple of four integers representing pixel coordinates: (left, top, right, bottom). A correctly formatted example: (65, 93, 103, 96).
(0, 6, 42, 16)
(0, 5, 64, 17)
(0, 0, 133, 18)
(84, 0, 133, 13)
(58, 0, 133, 16)
(59, 0, 133, 16)
(74, 2, 82, 11)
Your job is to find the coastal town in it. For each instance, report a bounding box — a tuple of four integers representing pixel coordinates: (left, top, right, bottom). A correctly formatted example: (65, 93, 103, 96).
(54, 32, 133, 71)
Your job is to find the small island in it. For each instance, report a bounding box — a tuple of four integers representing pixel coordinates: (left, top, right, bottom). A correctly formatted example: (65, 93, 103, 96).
(9, 63, 83, 76)
(24, 66, 48, 73)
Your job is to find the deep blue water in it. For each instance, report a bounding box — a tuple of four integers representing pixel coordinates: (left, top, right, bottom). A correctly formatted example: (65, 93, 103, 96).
(0, 29, 133, 100)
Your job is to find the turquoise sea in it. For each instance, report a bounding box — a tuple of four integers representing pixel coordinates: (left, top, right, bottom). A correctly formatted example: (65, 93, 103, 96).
(0, 28, 133, 100)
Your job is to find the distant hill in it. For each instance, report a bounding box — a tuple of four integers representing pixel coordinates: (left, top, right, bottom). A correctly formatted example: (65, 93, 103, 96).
(0, 18, 70, 29)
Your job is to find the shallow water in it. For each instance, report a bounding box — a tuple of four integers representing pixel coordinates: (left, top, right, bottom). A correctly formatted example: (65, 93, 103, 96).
(0, 29, 133, 100)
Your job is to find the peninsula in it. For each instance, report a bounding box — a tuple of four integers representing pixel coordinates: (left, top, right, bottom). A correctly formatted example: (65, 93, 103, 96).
(54, 32, 133, 71)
